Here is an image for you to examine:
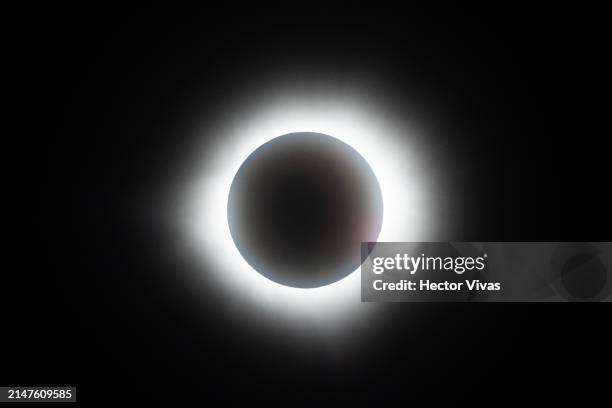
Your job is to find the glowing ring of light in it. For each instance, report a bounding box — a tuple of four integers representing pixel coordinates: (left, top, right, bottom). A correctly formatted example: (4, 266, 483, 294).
(179, 84, 439, 332)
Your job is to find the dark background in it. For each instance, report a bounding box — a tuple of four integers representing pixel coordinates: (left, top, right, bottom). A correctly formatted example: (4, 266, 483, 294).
(6, 3, 610, 404)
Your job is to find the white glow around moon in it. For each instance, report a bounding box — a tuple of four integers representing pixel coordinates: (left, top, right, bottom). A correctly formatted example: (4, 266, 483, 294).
(177, 82, 441, 334)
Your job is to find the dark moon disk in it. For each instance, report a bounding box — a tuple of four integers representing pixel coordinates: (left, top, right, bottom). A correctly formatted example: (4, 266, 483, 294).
(227, 132, 383, 288)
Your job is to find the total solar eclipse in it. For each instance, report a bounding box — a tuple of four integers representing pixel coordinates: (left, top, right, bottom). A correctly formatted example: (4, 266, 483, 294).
(227, 132, 383, 288)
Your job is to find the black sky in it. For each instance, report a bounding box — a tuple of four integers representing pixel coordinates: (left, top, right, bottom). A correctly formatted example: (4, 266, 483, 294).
(6, 3, 610, 404)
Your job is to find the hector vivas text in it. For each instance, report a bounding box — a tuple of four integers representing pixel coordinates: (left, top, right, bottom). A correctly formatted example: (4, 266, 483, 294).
(371, 253, 501, 292)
